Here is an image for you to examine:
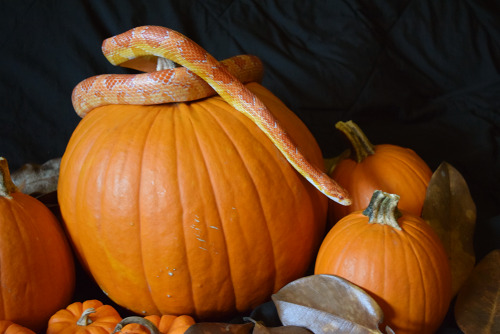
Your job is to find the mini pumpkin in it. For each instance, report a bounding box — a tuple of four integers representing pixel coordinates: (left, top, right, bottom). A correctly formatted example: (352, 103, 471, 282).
(0, 157, 75, 333)
(114, 315, 195, 334)
(0, 321, 36, 334)
(315, 190, 452, 334)
(328, 120, 432, 225)
(46, 299, 122, 334)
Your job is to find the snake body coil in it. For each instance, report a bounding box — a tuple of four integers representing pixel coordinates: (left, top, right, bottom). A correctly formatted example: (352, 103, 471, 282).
(71, 26, 350, 205)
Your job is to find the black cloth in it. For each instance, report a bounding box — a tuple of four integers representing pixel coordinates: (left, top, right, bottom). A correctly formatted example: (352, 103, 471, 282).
(1, 1, 499, 332)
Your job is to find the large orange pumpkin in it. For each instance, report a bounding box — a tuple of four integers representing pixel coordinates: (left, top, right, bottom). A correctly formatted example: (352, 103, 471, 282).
(315, 190, 452, 334)
(0, 157, 75, 333)
(58, 81, 328, 319)
(328, 120, 432, 225)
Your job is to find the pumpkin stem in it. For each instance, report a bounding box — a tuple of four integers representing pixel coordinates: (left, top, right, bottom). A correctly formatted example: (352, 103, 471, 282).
(77, 308, 96, 326)
(156, 57, 176, 71)
(112, 316, 160, 334)
(0, 157, 18, 198)
(362, 190, 402, 230)
(335, 121, 375, 163)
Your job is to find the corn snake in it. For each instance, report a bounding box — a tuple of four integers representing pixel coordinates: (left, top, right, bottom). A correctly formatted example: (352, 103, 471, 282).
(71, 26, 350, 205)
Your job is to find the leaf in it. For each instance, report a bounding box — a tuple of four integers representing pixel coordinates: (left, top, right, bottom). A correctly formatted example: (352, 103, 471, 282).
(421, 161, 476, 296)
(454, 249, 500, 334)
(184, 322, 254, 334)
(244, 318, 312, 334)
(249, 301, 283, 327)
(253, 324, 312, 334)
(10, 157, 61, 196)
(271, 275, 390, 334)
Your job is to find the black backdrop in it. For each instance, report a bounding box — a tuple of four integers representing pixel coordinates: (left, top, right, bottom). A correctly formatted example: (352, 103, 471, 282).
(1, 1, 499, 333)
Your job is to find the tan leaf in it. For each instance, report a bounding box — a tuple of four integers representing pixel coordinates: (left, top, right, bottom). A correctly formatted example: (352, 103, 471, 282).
(271, 275, 390, 334)
(455, 249, 500, 334)
(421, 161, 476, 296)
(10, 157, 61, 196)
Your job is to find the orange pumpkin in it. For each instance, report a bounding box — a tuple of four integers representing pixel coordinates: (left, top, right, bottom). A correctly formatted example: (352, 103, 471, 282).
(116, 315, 195, 334)
(46, 299, 122, 334)
(0, 321, 36, 334)
(328, 120, 432, 225)
(58, 82, 328, 319)
(0, 157, 75, 333)
(315, 190, 452, 334)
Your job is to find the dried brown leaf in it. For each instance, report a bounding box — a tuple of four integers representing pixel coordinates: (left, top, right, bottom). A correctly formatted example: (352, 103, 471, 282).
(253, 324, 312, 334)
(245, 318, 312, 334)
(455, 249, 500, 334)
(422, 161, 476, 296)
(11, 157, 61, 196)
(184, 322, 254, 334)
(271, 275, 388, 334)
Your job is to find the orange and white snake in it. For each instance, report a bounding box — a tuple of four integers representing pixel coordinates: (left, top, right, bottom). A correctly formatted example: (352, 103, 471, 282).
(71, 26, 350, 205)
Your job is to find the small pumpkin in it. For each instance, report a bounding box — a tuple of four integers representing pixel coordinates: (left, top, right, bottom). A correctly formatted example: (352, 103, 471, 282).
(315, 190, 452, 334)
(328, 120, 432, 225)
(114, 315, 195, 334)
(46, 299, 122, 334)
(0, 321, 36, 334)
(0, 157, 75, 333)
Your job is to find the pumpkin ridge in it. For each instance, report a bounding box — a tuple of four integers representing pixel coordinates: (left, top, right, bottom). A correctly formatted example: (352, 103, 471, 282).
(401, 219, 448, 333)
(58, 108, 115, 196)
(209, 86, 310, 202)
(0, 200, 19, 314)
(404, 219, 451, 328)
(138, 106, 168, 313)
(58, 110, 113, 263)
(102, 107, 161, 311)
(353, 222, 381, 281)
(383, 147, 431, 186)
(174, 103, 208, 315)
(5, 200, 37, 308)
(382, 222, 392, 313)
(212, 104, 284, 295)
(76, 112, 121, 271)
(21, 200, 58, 310)
(401, 222, 429, 330)
(65, 106, 112, 157)
(1, 193, 74, 329)
(193, 97, 278, 309)
(126, 108, 167, 308)
(90, 113, 132, 300)
(182, 101, 234, 314)
(331, 219, 367, 273)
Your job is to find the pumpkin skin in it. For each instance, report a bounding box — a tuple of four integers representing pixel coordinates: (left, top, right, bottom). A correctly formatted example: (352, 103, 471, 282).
(46, 299, 122, 334)
(315, 191, 452, 334)
(0, 158, 75, 333)
(328, 121, 432, 225)
(0, 321, 36, 334)
(58, 82, 328, 319)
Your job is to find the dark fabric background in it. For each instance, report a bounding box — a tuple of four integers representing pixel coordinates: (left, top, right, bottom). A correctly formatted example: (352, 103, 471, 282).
(1, 1, 499, 333)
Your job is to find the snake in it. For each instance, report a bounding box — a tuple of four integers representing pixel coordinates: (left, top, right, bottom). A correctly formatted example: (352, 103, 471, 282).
(72, 54, 264, 118)
(71, 25, 351, 205)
